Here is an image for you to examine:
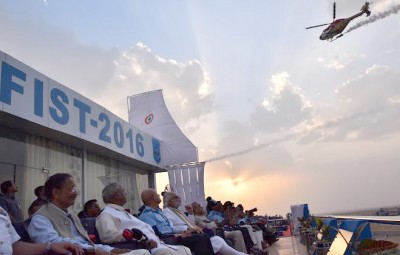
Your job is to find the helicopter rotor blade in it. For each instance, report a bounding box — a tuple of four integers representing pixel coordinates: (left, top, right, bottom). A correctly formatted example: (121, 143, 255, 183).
(305, 23, 331, 29)
(333, 2, 336, 20)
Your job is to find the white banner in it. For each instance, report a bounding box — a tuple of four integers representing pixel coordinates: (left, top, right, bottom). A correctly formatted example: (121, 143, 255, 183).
(290, 203, 309, 235)
(167, 162, 206, 210)
(0, 50, 163, 168)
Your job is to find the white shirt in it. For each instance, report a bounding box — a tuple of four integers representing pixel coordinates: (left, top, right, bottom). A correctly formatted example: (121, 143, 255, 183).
(163, 207, 226, 252)
(0, 206, 20, 255)
(96, 204, 180, 253)
(96, 204, 161, 243)
(163, 207, 195, 234)
(28, 203, 113, 253)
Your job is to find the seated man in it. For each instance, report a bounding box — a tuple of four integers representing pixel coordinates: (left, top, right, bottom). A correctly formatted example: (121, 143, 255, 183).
(78, 199, 102, 219)
(28, 173, 150, 255)
(28, 198, 47, 217)
(208, 200, 263, 251)
(162, 191, 247, 255)
(33, 185, 47, 203)
(1, 205, 83, 255)
(191, 202, 247, 253)
(0, 180, 23, 222)
(96, 183, 191, 255)
(139, 189, 215, 255)
(238, 205, 278, 246)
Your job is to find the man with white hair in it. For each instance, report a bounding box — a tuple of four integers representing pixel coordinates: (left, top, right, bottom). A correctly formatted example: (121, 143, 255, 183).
(96, 183, 191, 255)
(139, 189, 215, 255)
(162, 191, 248, 255)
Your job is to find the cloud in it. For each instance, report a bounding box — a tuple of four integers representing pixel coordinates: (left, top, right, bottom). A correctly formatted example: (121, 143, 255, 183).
(301, 64, 400, 143)
(317, 53, 361, 70)
(0, 4, 119, 101)
(337, 64, 399, 112)
(250, 72, 313, 133)
(98, 43, 216, 129)
(205, 72, 315, 168)
(0, 5, 215, 132)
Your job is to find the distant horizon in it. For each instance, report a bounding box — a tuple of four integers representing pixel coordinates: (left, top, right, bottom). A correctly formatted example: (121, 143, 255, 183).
(316, 204, 400, 216)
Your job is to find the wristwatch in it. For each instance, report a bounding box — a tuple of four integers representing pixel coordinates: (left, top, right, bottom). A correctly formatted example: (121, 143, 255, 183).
(46, 243, 52, 253)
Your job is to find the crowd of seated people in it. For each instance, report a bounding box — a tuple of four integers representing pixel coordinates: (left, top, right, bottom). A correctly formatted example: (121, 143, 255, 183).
(206, 197, 279, 248)
(0, 174, 280, 255)
(267, 215, 284, 220)
(191, 201, 247, 253)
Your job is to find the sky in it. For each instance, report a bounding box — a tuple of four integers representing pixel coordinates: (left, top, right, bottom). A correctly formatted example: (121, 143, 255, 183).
(1, 0, 400, 216)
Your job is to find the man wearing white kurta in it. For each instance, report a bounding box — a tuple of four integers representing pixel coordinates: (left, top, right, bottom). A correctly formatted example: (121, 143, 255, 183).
(162, 192, 247, 255)
(96, 183, 190, 255)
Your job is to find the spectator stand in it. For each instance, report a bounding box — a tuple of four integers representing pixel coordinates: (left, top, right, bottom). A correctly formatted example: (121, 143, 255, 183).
(268, 218, 292, 237)
(309, 217, 399, 255)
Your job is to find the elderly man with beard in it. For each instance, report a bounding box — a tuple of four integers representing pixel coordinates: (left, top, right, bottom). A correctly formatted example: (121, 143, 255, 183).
(191, 202, 248, 253)
(162, 192, 248, 255)
(95, 183, 191, 255)
(28, 173, 150, 255)
(139, 189, 215, 255)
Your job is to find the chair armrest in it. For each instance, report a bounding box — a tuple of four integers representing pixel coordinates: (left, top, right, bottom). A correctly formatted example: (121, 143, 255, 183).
(160, 234, 179, 245)
(108, 240, 147, 250)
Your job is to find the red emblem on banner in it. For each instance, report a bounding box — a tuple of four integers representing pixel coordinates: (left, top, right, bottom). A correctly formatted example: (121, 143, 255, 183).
(145, 114, 154, 125)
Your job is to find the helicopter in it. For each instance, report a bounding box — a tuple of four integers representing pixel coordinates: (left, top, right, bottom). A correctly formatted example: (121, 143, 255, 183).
(306, 2, 372, 41)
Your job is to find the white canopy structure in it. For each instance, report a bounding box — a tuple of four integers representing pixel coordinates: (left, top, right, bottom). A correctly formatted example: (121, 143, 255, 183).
(128, 90, 205, 208)
(128, 90, 198, 167)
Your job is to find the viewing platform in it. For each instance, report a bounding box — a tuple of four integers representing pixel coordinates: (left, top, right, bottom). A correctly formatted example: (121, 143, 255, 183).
(269, 236, 307, 255)
(268, 230, 400, 255)
(267, 221, 400, 255)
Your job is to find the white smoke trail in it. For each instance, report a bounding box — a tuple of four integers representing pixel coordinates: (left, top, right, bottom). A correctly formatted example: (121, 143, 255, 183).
(204, 104, 400, 163)
(205, 133, 297, 163)
(346, 5, 400, 33)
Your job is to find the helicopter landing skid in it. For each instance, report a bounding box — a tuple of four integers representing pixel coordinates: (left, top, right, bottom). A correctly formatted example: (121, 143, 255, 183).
(330, 34, 344, 42)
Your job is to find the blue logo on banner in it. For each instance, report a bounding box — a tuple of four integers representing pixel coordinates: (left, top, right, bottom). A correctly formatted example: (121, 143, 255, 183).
(152, 138, 161, 164)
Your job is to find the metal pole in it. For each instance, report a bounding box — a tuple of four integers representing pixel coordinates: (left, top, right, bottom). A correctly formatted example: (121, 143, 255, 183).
(13, 164, 16, 183)
(82, 149, 87, 205)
